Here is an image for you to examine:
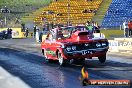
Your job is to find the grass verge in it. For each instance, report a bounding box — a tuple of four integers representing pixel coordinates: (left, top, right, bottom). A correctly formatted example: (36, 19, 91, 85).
(101, 29, 124, 39)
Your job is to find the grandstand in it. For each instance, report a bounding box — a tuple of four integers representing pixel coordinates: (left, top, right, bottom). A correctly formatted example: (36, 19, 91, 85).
(0, 0, 131, 29)
(101, 0, 132, 28)
(34, 0, 103, 26)
(0, 0, 51, 27)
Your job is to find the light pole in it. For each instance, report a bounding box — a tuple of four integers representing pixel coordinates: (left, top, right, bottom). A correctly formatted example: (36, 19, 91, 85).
(4, 14, 7, 26)
(67, 0, 70, 26)
(1, 6, 10, 27)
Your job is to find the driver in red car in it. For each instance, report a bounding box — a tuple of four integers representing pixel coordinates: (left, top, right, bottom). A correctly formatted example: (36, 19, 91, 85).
(57, 30, 64, 39)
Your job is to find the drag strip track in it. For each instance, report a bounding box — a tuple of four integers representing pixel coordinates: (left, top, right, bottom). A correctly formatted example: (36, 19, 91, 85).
(0, 47, 131, 88)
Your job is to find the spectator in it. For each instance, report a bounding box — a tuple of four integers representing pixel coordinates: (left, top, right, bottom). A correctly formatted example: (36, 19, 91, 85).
(86, 0, 92, 1)
(51, 22, 54, 29)
(9, 28, 12, 38)
(21, 23, 25, 32)
(36, 29, 40, 42)
(15, 18, 20, 24)
(107, 9, 113, 14)
(33, 26, 37, 37)
(10, 28, 12, 38)
(0, 20, 3, 28)
(2, 30, 6, 39)
(91, 21, 95, 26)
(87, 21, 90, 24)
(94, 22, 100, 33)
(43, 22, 49, 31)
(51, 25, 62, 40)
(54, 0, 58, 2)
(42, 25, 46, 31)
(93, 9, 97, 13)
(42, 12, 46, 15)
(57, 30, 64, 39)
(128, 21, 132, 37)
(123, 20, 129, 37)
(83, 9, 96, 13)
(86, 22, 94, 36)
(7, 28, 12, 38)
(4, 30, 8, 39)
(39, 31, 43, 42)
(82, 9, 88, 13)
(57, 13, 63, 16)
(67, 21, 72, 26)
(46, 22, 50, 31)
(25, 28, 29, 38)
(46, 10, 54, 15)
(7, 28, 10, 36)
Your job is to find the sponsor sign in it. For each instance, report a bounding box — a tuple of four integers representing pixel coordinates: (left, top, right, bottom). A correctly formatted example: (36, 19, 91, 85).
(108, 40, 132, 52)
(0, 28, 25, 38)
(118, 41, 132, 50)
(83, 80, 130, 86)
(12, 30, 19, 37)
(108, 40, 119, 52)
(79, 67, 130, 86)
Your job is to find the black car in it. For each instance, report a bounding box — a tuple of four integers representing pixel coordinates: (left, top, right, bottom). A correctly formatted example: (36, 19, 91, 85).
(0, 31, 4, 39)
(0, 31, 8, 40)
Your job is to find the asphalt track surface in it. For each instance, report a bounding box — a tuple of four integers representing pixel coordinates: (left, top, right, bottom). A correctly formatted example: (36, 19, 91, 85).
(0, 38, 132, 88)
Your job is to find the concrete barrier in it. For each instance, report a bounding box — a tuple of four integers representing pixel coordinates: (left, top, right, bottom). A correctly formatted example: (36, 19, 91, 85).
(108, 40, 119, 52)
(114, 38, 132, 42)
(0, 28, 26, 38)
(108, 38, 132, 52)
(0, 67, 30, 88)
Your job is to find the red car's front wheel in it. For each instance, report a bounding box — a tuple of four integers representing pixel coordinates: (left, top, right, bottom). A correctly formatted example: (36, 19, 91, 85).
(42, 49, 51, 63)
(98, 55, 106, 63)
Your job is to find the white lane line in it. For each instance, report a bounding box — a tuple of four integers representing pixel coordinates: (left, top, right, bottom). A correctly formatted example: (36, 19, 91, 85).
(88, 66, 132, 71)
(87, 66, 115, 71)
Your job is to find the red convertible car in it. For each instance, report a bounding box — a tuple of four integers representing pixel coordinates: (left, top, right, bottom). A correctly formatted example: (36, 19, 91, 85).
(41, 26, 109, 66)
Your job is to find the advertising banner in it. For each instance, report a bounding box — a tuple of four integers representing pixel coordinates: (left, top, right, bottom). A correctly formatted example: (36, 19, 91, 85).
(0, 28, 25, 38)
(108, 40, 132, 52)
(108, 40, 119, 52)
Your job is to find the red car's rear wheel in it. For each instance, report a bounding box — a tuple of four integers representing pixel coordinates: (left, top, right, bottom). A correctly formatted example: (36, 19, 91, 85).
(58, 51, 68, 66)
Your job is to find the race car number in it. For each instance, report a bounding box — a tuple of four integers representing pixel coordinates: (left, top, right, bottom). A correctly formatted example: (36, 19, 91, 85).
(82, 50, 92, 55)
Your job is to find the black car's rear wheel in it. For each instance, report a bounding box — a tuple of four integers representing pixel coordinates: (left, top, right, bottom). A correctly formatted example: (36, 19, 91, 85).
(98, 55, 106, 63)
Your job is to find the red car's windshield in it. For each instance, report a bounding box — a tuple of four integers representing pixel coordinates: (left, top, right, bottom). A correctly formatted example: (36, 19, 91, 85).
(61, 26, 89, 38)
